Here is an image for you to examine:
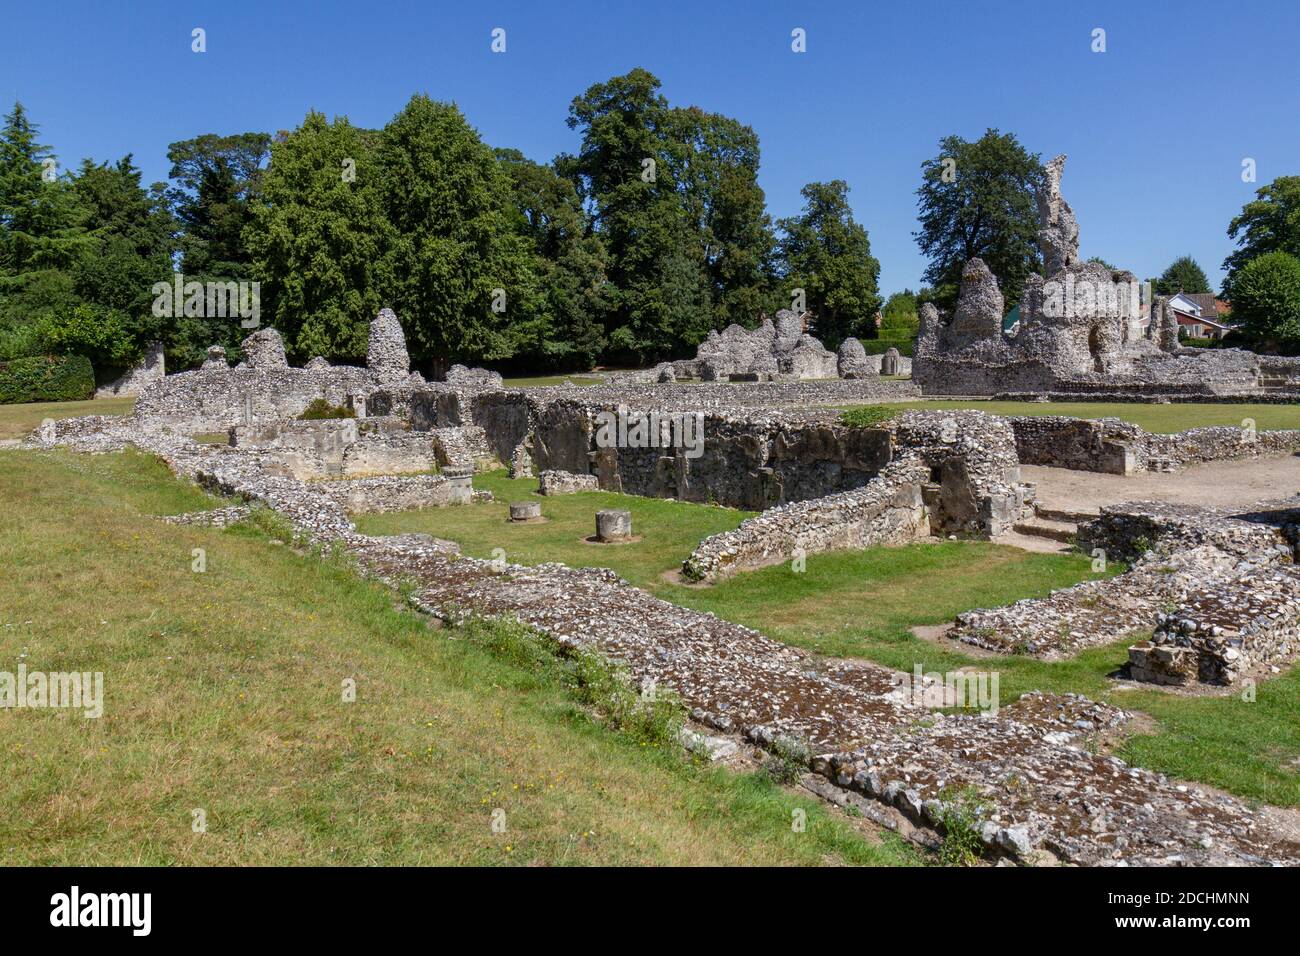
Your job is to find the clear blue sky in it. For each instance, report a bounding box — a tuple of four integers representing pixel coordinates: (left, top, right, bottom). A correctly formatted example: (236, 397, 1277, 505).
(3, 0, 1296, 295)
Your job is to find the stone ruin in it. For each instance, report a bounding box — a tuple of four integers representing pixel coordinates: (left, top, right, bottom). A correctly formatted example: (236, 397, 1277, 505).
(914, 154, 1300, 398)
(19, 303, 1300, 867)
(947, 496, 1300, 693)
(95, 341, 166, 398)
(658, 308, 912, 383)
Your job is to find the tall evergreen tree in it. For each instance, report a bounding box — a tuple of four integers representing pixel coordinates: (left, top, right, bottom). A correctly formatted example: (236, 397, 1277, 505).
(776, 180, 881, 348)
(495, 148, 609, 370)
(56, 156, 177, 368)
(166, 131, 270, 279)
(1155, 255, 1211, 295)
(914, 129, 1042, 309)
(0, 101, 90, 347)
(246, 112, 388, 362)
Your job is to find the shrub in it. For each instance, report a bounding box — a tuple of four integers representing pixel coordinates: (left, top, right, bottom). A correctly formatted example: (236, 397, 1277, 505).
(860, 336, 914, 357)
(764, 734, 812, 784)
(0, 353, 95, 404)
(936, 786, 989, 866)
(840, 404, 898, 429)
(297, 398, 356, 420)
(1229, 251, 1300, 348)
(569, 648, 685, 749)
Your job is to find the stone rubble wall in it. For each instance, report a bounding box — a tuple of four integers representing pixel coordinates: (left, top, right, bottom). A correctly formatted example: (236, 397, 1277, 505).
(315, 474, 459, 514)
(682, 459, 929, 582)
(22, 412, 1300, 866)
(1077, 500, 1299, 567)
(951, 499, 1300, 685)
(1010, 415, 1300, 475)
(1128, 564, 1300, 685)
(538, 470, 599, 495)
(225, 415, 487, 480)
(134, 364, 377, 433)
(95, 342, 165, 399)
(682, 411, 1032, 581)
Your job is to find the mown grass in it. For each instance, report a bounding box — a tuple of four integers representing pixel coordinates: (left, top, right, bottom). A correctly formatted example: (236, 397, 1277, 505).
(502, 374, 606, 388)
(360, 471, 1300, 807)
(0, 396, 135, 439)
(0, 448, 920, 866)
(357, 470, 755, 588)
(864, 400, 1300, 434)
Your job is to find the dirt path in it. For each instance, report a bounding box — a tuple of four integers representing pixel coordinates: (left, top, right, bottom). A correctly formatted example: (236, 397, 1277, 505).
(1023, 453, 1300, 514)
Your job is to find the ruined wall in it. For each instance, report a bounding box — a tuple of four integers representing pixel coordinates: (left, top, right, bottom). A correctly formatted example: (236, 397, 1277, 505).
(679, 411, 1031, 580)
(682, 460, 929, 582)
(133, 365, 376, 433)
(96, 342, 165, 399)
(317, 474, 457, 514)
(911, 154, 1300, 399)
(1129, 564, 1300, 685)
(1010, 415, 1300, 474)
(1077, 500, 1299, 567)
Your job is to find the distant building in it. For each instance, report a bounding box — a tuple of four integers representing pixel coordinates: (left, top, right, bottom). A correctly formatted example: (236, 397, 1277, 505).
(1168, 292, 1236, 340)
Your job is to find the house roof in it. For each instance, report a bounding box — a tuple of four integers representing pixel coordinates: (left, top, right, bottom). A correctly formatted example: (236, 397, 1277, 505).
(1183, 292, 1228, 316)
(1171, 308, 1235, 331)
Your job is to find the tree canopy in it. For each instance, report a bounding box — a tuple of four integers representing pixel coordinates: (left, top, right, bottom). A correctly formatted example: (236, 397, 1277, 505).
(776, 180, 881, 348)
(914, 128, 1042, 310)
(1227, 250, 1300, 348)
(1155, 255, 1211, 295)
(1223, 176, 1300, 298)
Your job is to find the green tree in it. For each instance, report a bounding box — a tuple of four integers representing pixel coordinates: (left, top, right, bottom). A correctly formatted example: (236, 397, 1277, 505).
(246, 112, 388, 363)
(563, 69, 709, 362)
(914, 128, 1042, 309)
(1155, 255, 1211, 295)
(377, 94, 542, 364)
(57, 156, 177, 368)
(495, 148, 609, 370)
(1227, 251, 1300, 348)
(564, 69, 778, 362)
(0, 102, 91, 345)
(879, 289, 918, 339)
(1223, 176, 1300, 296)
(662, 107, 778, 327)
(776, 180, 881, 349)
(167, 132, 270, 279)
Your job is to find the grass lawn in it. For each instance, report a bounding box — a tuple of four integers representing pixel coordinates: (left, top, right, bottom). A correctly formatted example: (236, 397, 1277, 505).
(0, 396, 135, 440)
(870, 400, 1300, 434)
(502, 374, 607, 388)
(359, 471, 1300, 807)
(0, 448, 919, 866)
(356, 470, 754, 587)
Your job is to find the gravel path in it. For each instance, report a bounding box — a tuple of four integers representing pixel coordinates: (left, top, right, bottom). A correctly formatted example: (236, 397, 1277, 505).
(1024, 454, 1300, 514)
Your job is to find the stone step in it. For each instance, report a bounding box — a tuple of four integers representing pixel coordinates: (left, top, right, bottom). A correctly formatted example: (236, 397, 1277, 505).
(1034, 505, 1099, 525)
(1013, 517, 1078, 544)
(992, 530, 1073, 554)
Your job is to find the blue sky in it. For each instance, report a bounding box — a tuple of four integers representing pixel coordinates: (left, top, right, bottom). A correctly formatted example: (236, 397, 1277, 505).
(3, 0, 1296, 295)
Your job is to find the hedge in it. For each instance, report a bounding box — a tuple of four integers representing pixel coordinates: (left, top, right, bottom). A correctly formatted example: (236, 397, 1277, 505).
(0, 354, 96, 404)
(860, 337, 914, 357)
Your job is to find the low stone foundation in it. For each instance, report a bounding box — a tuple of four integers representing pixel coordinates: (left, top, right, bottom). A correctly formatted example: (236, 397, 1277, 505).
(538, 470, 599, 495)
(951, 498, 1300, 685)
(1128, 564, 1300, 685)
(1010, 415, 1300, 475)
(682, 460, 927, 582)
(316, 474, 476, 514)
